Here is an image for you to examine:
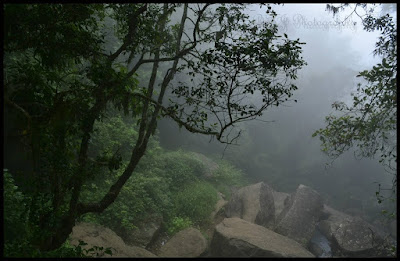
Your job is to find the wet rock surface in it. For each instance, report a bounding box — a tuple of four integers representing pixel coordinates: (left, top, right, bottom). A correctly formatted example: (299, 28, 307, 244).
(318, 204, 392, 257)
(158, 227, 207, 257)
(124, 216, 162, 248)
(69, 181, 394, 258)
(272, 190, 289, 221)
(210, 217, 314, 257)
(274, 184, 323, 247)
(210, 192, 228, 220)
(225, 182, 276, 229)
(69, 222, 157, 257)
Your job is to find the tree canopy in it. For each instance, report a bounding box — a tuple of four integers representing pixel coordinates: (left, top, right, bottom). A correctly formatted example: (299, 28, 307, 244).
(4, 3, 306, 252)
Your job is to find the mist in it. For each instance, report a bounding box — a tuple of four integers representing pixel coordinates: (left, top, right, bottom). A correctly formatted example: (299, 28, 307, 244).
(158, 4, 396, 220)
(4, 3, 396, 257)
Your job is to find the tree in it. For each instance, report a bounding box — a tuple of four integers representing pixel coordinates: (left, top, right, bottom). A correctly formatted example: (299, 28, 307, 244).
(4, 3, 306, 252)
(313, 4, 396, 209)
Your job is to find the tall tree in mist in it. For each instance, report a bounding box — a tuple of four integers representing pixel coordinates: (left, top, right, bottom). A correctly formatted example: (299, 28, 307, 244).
(313, 4, 396, 210)
(4, 3, 306, 251)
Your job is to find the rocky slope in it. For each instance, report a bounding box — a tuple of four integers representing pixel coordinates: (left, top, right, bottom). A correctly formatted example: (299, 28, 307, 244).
(68, 153, 395, 258)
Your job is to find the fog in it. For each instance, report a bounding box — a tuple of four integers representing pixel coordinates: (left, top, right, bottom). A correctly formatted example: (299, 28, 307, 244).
(158, 4, 396, 221)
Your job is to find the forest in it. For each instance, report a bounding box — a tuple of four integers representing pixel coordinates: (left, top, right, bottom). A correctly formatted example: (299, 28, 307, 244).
(3, 3, 397, 257)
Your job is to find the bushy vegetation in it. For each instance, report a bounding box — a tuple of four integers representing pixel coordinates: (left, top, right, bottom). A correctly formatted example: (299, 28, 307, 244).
(4, 110, 248, 257)
(4, 3, 304, 254)
(165, 216, 193, 236)
(207, 159, 249, 199)
(76, 114, 248, 243)
(3, 170, 110, 257)
(172, 181, 218, 225)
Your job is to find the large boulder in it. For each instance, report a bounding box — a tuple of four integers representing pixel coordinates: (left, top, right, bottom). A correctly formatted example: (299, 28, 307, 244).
(272, 190, 289, 220)
(318, 205, 391, 257)
(124, 216, 162, 248)
(274, 184, 323, 247)
(69, 222, 157, 257)
(158, 227, 207, 257)
(225, 182, 275, 229)
(209, 218, 314, 257)
(372, 217, 397, 240)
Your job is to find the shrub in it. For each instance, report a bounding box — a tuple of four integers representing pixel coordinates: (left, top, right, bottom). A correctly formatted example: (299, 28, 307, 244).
(3, 169, 28, 243)
(154, 150, 206, 190)
(80, 170, 172, 236)
(165, 216, 193, 236)
(209, 160, 248, 199)
(3, 169, 93, 258)
(172, 181, 218, 225)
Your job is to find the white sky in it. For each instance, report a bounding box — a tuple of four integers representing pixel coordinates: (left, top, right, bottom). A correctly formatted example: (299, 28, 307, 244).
(271, 4, 381, 68)
(246, 3, 395, 104)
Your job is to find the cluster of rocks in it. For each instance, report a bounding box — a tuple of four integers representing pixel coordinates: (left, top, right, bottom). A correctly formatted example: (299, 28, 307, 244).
(213, 182, 394, 257)
(68, 222, 157, 257)
(69, 181, 395, 257)
(68, 154, 395, 257)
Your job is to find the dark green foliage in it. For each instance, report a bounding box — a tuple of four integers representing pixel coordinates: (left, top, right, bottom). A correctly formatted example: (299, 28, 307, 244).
(3, 170, 29, 245)
(3, 169, 114, 258)
(79, 114, 167, 231)
(4, 4, 105, 69)
(80, 170, 171, 231)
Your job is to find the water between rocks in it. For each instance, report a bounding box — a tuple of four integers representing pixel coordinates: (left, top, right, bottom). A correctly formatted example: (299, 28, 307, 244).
(310, 228, 332, 257)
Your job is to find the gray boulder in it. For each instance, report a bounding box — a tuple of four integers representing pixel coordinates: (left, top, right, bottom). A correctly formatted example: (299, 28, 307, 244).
(272, 190, 289, 220)
(210, 192, 228, 221)
(69, 222, 157, 257)
(318, 205, 390, 257)
(275, 184, 323, 247)
(225, 182, 275, 229)
(158, 227, 207, 257)
(209, 217, 314, 257)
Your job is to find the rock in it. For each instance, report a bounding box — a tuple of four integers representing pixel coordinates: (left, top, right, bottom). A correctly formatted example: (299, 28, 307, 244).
(320, 204, 333, 220)
(372, 217, 397, 239)
(210, 192, 228, 221)
(158, 227, 207, 257)
(69, 222, 157, 257)
(209, 218, 314, 257)
(272, 190, 289, 221)
(318, 205, 392, 257)
(124, 216, 162, 248)
(275, 184, 323, 247)
(225, 182, 275, 229)
(127, 246, 158, 257)
(189, 152, 219, 178)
